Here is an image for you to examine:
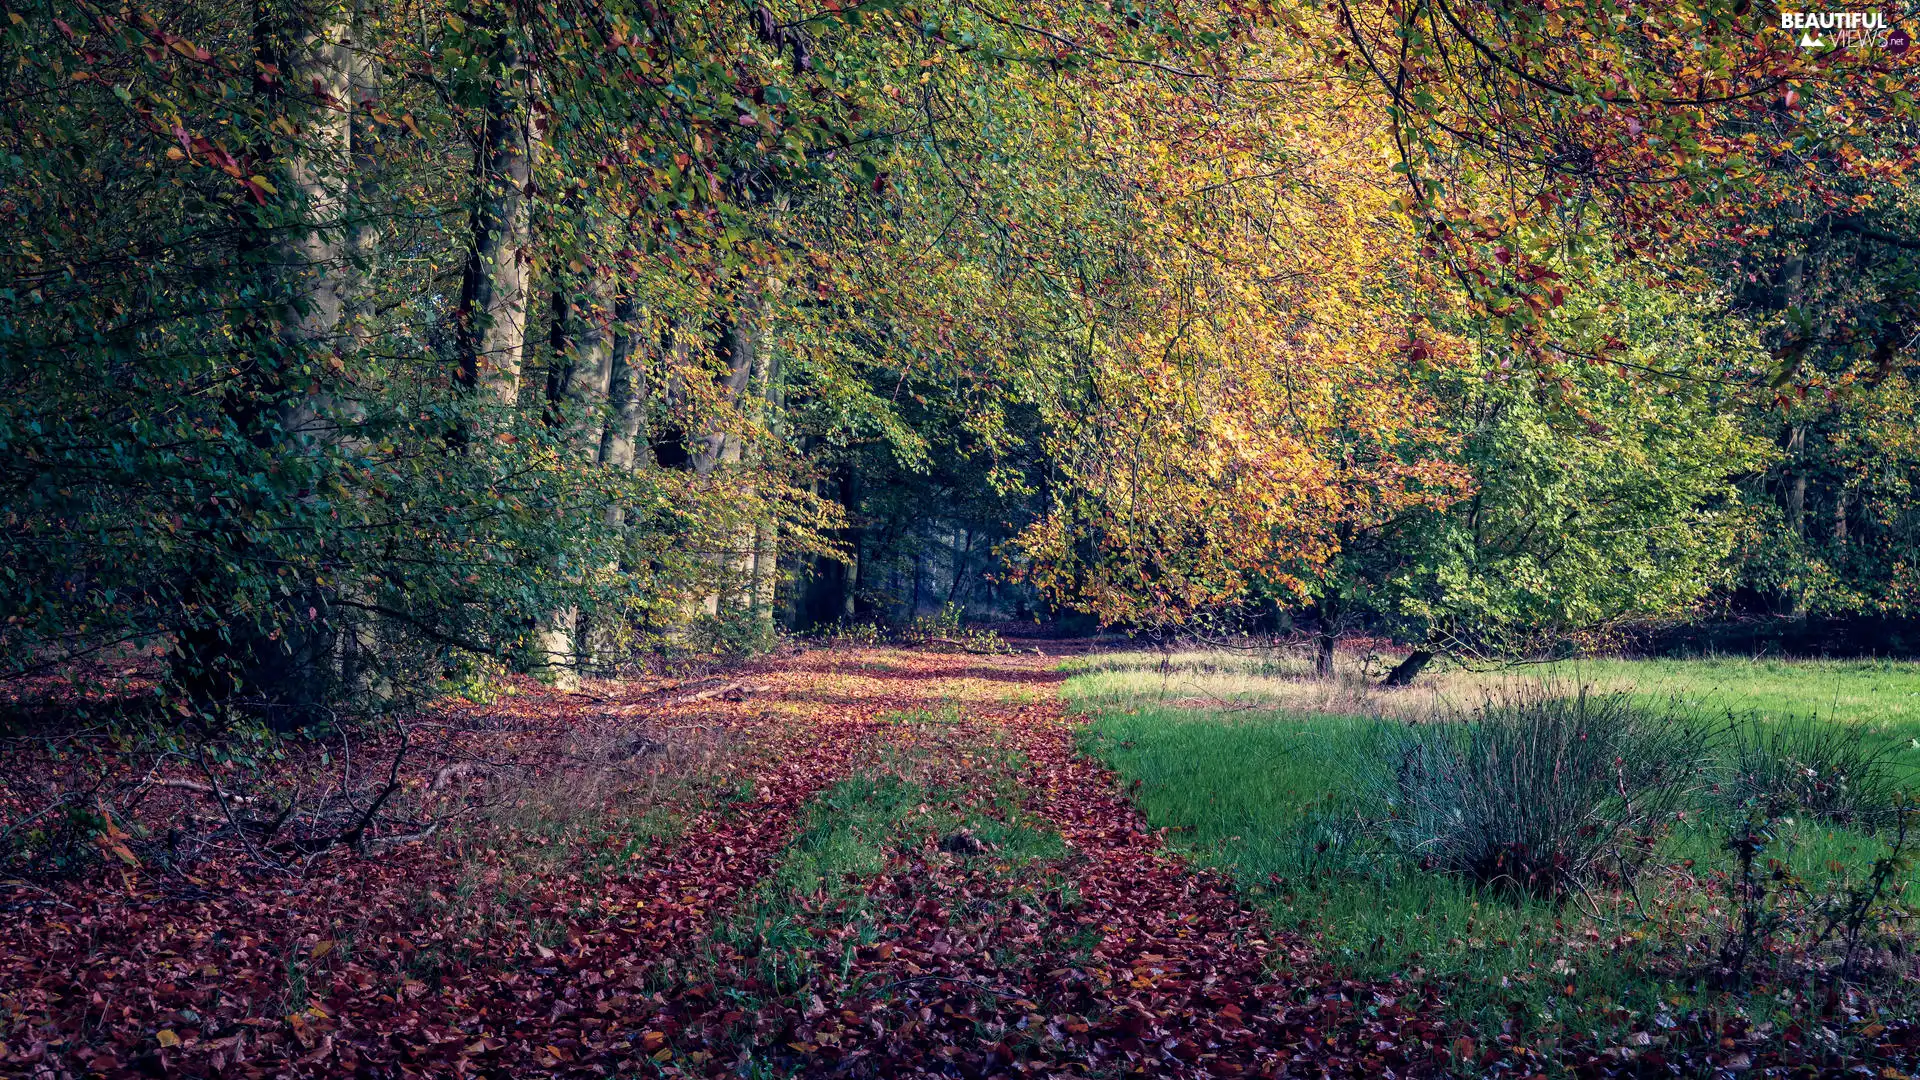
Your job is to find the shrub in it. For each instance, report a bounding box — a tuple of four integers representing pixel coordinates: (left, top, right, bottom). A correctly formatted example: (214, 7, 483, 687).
(686, 608, 779, 658)
(1368, 687, 1711, 898)
(902, 603, 1014, 654)
(1720, 715, 1903, 827)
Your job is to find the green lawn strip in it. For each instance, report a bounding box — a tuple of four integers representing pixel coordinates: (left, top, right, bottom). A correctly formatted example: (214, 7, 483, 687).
(1066, 666, 1920, 1064)
(1546, 657, 1920, 783)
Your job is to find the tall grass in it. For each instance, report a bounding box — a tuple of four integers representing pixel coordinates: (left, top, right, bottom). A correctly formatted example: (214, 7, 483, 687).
(1369, 689, 1712, 897)
(1720, 715, 1905, 827)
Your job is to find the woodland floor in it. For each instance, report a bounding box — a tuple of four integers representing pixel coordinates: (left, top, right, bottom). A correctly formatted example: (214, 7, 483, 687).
(19, 646, 1911, 1079)
(2, 646, 1457, 1079)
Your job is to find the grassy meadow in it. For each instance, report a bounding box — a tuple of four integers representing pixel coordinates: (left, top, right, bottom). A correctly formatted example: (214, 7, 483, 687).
(1066, 648, 1920, 1056)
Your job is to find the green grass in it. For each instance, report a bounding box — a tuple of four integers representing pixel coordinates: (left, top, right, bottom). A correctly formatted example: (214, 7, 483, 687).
(1522, 657, 1920, 779)
(1066, 653, 1920, 1056)
(1065, 649, 1920, 777)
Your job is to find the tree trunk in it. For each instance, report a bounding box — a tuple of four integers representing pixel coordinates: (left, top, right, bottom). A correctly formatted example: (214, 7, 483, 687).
(544, 247, 615, 455)
(910, 551, 924, 619)
(691, 307, 756, 476)
(173, 0, 358, 721)
(599, 292, 646, 477)
(1312, 594, 1342, 680)
(456, 29, 535, 416)
(535, 261, 615, 688)
(1784, 425, 1807, 536)
(746, 321, 782, 633)
(342, 0, 381, 360)
(264, 0, 355, 717)
(1382, 649, 1434, 687)
(841, 467, 862, 619)
(567, 293, 647, 670)
(1783, 423, 1807, 617)
(1314, 633, 1337, 680)
(690, 287, 768, 622)
(336, 0, 387, 704)
(946, 526, 973, 608)
(752, 521, 780, 625)
(273, 2, 353, 418)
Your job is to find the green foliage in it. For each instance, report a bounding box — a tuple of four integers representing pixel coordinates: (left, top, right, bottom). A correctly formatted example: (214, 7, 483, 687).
(0, 0, 1913, 728)
(1733, 372, 1920, 618)
(1325, 273, 1774, 654)
(685, 607, 781, 660)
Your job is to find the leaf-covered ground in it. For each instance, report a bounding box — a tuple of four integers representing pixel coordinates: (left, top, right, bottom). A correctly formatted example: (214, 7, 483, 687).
(3, 646, 1460, 1078)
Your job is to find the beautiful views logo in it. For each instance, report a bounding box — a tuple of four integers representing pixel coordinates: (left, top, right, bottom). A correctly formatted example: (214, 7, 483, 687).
(1779, 10, 1911, 52)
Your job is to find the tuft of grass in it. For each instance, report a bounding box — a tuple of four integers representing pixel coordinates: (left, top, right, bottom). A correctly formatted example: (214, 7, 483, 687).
(1720, 714, 1905, 827)
(760, 772, 928, 900)
(1368, 688, 1712, 897)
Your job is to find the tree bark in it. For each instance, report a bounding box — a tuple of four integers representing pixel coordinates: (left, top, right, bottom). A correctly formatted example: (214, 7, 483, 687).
(751, 520, 780, 626)
(535, 259, 615, 688)
(946, 526, 973, 608)
(1314, 633, 1337, 680)
(570, 292, 647, 670)
(172, 0, 359, 721)
(267, 0, 356, 716)
(599, 292, 646, 476)
(335, 0, 387, 704)
(691, 287, 770, 622)
(691, 306, 757, 477)
(456, 28, 536, 416)
(1382, 649, 1434, 687)
(1783, 423, 1807, 617)
(1784, 424, 1807, 536)
(342, 0, 381, 360)
(544, 245, 614, 455)
(1312, 594, 1342, 680)
(746, 322, 782, 632)
(274, 1, 354, 419)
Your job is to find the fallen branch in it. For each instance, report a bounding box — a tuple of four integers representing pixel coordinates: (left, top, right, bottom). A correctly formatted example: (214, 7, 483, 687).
(357, 821, 442, 851)
(150, 778, 258, 806)
(0, 792, 80, 846)
(667, 682, 767, 704)
(338, 722, 410, 853)
(194, 745, 290, 875)
(917, 637, 1008, 655)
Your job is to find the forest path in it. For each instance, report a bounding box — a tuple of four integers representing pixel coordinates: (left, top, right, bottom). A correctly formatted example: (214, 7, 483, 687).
(636, 645, 1451, 1078)
(0, 646, 1449, 1079)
